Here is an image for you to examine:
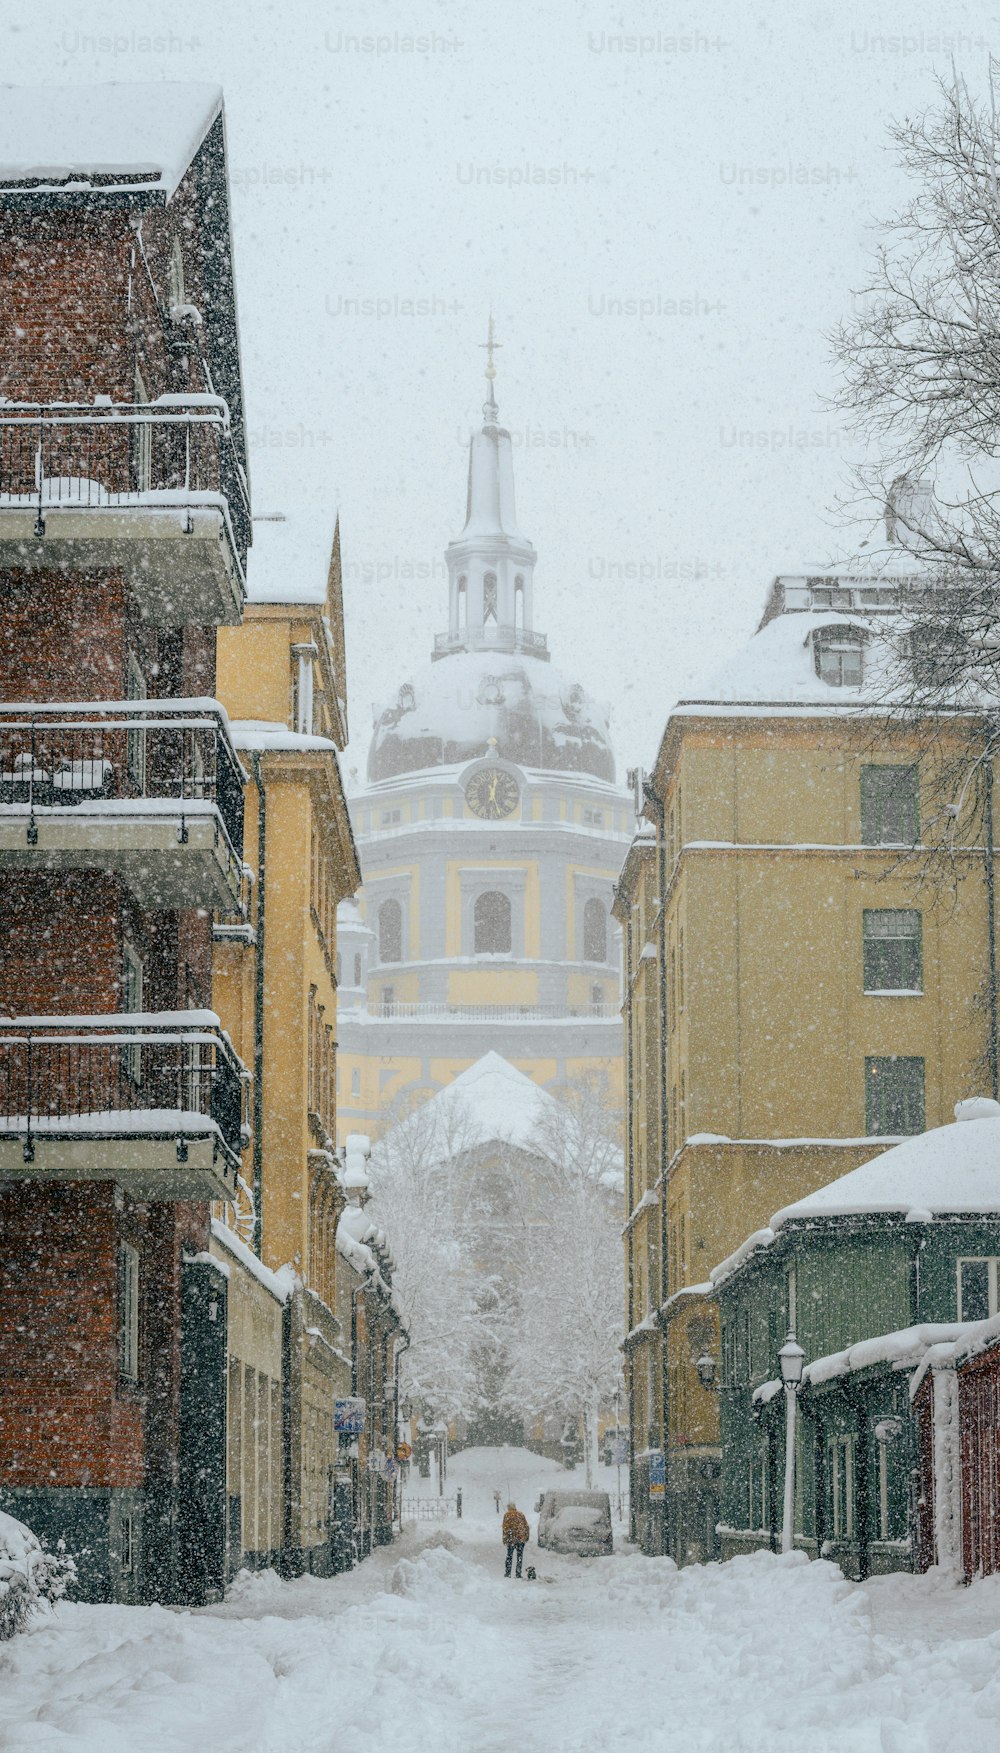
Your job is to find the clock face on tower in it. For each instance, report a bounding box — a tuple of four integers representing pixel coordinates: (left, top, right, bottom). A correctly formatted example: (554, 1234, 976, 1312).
(464, 767, 520, 820)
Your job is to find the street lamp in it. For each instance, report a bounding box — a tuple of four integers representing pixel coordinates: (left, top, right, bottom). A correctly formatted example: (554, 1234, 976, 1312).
(695, 1351, 718, 1390)
(778, 1333, 805, 1556)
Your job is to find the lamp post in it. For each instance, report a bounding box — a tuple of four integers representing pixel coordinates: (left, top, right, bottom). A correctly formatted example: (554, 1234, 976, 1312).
(778, 1333, 805, 1555)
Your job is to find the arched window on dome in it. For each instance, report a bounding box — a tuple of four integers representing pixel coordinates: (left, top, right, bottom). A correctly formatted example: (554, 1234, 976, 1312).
(584, 897, 608, 964)
(474, 890, 511, 955)
(483, 571, 498, 625)
(378, 899, 403, 963)
(514, 575, 525, 630)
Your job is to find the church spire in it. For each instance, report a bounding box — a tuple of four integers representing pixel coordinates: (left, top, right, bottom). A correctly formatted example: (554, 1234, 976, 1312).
(435, 324, 546, 663)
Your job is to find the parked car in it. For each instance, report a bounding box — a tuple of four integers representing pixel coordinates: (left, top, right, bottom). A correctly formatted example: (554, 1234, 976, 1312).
(536, 1491, 613, 1557)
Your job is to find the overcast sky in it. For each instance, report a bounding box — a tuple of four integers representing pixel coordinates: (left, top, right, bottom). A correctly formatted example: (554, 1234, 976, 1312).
(17, 0, 1000, 774)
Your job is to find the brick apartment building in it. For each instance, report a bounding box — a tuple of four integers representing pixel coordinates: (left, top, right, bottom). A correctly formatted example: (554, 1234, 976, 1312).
(0, 85, 252, 1604)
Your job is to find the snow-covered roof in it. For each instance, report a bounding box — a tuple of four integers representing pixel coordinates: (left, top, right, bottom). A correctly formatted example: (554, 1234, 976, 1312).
(245, 511, 338, 606)
(771, 1100, 1000, 1227)
(398, 1051, 564, 1155)
(677, 608, 903, 714)
(0, 83, 223, 198)
(710, 1102, 1000, 1291)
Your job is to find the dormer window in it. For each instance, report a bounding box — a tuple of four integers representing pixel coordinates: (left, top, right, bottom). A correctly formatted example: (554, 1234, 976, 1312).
(813, 625, 865, 687)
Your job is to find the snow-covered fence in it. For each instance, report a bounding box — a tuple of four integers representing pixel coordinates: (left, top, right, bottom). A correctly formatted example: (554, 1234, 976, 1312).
(0, 1014, 246, 1167)
(401, 1497, 461, 1521)
(0, 399, 251, 565)
(0, 700, 246, 865)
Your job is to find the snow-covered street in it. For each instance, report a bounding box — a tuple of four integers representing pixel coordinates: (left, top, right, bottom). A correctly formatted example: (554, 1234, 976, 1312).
(2, 1447, 1000, 1753)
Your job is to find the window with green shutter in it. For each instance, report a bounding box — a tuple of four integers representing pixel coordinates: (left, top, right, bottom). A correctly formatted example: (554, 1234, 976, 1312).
(863, 910, 922, 992)
(865, 1056, 925, 1135)
(860, 766, 919, 846)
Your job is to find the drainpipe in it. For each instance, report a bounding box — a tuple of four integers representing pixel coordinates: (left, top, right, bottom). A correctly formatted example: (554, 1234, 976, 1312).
(643, 773, 671, 1559)
(985, 757, 999, 1101)
(250, 754, 266, 1257)
(395, 1332, 411, 1533)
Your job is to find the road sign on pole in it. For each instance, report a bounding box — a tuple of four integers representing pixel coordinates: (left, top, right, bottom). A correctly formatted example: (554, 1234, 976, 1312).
(649, 1450, 666, 1498)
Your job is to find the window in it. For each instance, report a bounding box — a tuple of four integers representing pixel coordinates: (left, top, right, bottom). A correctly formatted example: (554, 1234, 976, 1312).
(863, 910, 922, 992)
(514, 575, 525, 628)
(583, 807, 605, 826)
(120, 1512, 135, 1575)
(590, 983, 604, 1013)
(133, 367, 151, 492)
(958, 1258, 999, 1321)
(814, 625, 865, 687)
(380, 986, 395, 1013)
(351, 1068, 361, 1098)
(119, 1244, 140, 1381)
(829, 1435, 856, 1539)
(381, 808, 402, 826)
(353, 954, 362, 986)
(583, 898, 608, 963)
(122, 942, 144, 1084)
(748, 1454, 769, 1532)
(126, 652, 146, 792)
(860, 766, 919, 846)
(474, 890, 511, 955)
(458, 575, 468, 626)
(483, 572, 498, 624)
(378, 899, 403, 963)
(865, 1056, 925, 1135)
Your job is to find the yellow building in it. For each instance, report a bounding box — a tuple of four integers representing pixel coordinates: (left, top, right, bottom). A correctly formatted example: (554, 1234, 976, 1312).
(336, 353, 631, 1138)
(620, 562, 995, 1563)
(211, 514, 402, 1571)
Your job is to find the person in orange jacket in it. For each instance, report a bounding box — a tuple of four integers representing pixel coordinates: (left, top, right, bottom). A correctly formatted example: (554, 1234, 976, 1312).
(502, 1502, 530, 1577)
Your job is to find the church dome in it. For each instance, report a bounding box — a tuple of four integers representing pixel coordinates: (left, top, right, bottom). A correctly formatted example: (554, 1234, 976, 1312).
(367, 647, 616, 784)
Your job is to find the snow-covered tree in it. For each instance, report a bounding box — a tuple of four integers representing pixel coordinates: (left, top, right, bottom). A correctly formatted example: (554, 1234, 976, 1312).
(366, 1091, 487, 1421)
(0, 1512, 75, 1640)
(504, 1084, 625, 1485)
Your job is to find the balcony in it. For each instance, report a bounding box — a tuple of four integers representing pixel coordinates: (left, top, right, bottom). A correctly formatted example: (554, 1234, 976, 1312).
(0, 398, 250, 623)
(0, 700, 247, 909)
(0, 1012, 247, 1201)
(371, 1001, 620, 1021)
(432, 625, 550, 661)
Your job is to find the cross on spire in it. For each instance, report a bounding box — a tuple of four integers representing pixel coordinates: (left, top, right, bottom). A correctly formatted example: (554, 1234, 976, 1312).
(480, 313, 501, 382)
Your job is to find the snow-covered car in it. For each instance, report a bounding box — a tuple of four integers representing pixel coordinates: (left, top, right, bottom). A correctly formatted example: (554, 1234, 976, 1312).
(536, 1491, 613, 1557)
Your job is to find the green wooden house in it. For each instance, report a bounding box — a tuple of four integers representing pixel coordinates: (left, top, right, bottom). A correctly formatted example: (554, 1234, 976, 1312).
(712, 1099, 1000, 1579)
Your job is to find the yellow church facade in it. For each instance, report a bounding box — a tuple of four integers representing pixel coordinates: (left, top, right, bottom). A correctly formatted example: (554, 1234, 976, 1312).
(336, 361, 631, 1137)
(619, 563, 995, 1564)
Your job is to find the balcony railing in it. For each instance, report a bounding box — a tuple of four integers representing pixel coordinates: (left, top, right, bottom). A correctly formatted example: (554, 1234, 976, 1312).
(371, 1001, 619, 1021)
(0, 397, 251, 579)
(432, 625, 550, 661)
(0, 1013, 247, 1168)
(0, 699, 246, 868)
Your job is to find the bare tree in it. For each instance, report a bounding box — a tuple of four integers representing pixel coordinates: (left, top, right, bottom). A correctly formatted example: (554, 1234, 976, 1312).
(832, 63, 1000, 588)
